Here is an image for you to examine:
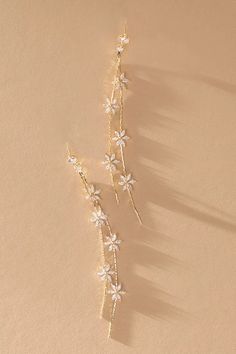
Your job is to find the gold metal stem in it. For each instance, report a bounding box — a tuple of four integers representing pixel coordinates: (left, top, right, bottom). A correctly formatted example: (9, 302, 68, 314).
(118, 65, 123, 131)
(108, 300, 117, 339)
(105, 218, 113, 235)
(113, 249, 118, 285)
(120, 144, 127, 174)
(127, 188, 142, 225)
(99, 228, 107, 318)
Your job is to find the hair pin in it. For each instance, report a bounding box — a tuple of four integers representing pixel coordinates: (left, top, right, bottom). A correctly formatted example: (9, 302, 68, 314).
(102, 26, 142, 225)
(67, 144, 126, 338)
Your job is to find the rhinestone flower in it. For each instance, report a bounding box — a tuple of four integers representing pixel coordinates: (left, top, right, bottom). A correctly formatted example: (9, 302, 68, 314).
(112, 130, 129, 147)
(119, 34, 129, 45)
(97, 263, 115, 282)
(86, 184, 101, 202)
(119, 173, 136, 191)
(108, 283, 126, 301)
(102, 153, 120, 172)
(104, 234, 122, 252)
(103, 98, 119, 115)
(67, 156, 77, 165)
(90, 208, 107, 227)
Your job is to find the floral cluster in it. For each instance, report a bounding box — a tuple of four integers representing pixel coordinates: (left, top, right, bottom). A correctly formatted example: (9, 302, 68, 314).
(97, 232, 125, 301)
(68, 153, 126, 305)
(97, 263, 125, 301)
(116, 33, 129, 54)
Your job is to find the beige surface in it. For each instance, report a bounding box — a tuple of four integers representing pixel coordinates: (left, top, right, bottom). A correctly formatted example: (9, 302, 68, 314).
(0, 1, 236, 353)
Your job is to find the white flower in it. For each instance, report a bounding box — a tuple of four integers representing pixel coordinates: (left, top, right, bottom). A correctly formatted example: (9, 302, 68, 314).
(97, 264, 114, 282)
(112, 130, 129, 147)
(102, 153, 120, 172)
(113, 73, 129, 90)
(104, 234, 122, 252)
(116, 45, 124, 54)
(116, 34, 129, 54)
(119, 173, 136, 191)
(108, 283, 126, 301)
(67, 155, 77, 165)
(119, 34, 129, 45)
(67, 155, 85, 174)
(86, 184, 101, 202)
(103, 98, 119, 114)
(90, 208, 107, 227)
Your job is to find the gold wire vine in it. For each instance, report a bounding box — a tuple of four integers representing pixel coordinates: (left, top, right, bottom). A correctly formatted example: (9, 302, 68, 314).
(106, 27, 142, 224)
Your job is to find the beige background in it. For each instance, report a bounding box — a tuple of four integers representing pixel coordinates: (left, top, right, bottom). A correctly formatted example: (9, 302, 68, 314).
(0, 1, 236, 353)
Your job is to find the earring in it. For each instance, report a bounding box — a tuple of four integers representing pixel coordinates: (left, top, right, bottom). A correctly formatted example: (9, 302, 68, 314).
(67, 145, 125, 338)
(102, 26, 142, 224)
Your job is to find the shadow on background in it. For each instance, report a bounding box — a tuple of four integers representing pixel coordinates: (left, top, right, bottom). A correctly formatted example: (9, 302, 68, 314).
(95, 64, 236, 345)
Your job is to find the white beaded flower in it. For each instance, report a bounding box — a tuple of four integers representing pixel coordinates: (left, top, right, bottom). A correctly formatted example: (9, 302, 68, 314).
(108, 283, 126, 301)
(102, 153, 120, 172)
(119, 34, 129, 45)
(97, 264, 114, 282)
(90, 208, 107, 227)
(112, 130, 129, 147)
(103, 98, 119, 115)
(67, 156, 77, 165)
(116, 45, 124, 54)
(104, 234, 122, 252)
(119, 173, 136, 191)
(113, 73, 128, 90)
(86, 184, 101, 202)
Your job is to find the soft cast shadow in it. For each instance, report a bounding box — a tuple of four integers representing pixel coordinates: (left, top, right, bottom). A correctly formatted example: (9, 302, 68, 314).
(95, 182, 186, 345)
(125, 64, 236, 233)
(95, 64, 236, 345)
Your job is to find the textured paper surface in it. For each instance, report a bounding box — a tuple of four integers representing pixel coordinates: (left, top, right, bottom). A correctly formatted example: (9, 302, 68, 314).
(0, 1, 236, 353)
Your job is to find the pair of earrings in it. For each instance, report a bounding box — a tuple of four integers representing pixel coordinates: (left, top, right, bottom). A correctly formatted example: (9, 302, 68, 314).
(67, 27, 141, 338)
